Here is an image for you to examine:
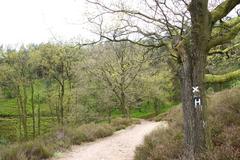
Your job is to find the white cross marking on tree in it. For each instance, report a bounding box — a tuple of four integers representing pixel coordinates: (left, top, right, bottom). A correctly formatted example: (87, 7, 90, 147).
(192, 86, 199, 93)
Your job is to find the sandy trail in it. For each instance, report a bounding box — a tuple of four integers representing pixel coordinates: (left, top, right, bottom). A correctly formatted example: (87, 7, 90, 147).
(51, 120, 168, 160)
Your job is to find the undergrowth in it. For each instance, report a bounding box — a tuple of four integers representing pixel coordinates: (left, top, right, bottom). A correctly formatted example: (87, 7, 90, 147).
(0, 118, 140, 160)
(134, 88, 240, 160)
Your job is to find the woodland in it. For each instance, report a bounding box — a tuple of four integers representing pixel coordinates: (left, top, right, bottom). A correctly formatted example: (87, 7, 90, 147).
(0, 0, 240, 160)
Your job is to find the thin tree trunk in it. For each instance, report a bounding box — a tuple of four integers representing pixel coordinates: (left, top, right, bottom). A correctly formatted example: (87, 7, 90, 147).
(60, 81, 64, 125)
(60, 62, 65, 125)
(153, 98, 160, 115)
(107, 107, 112, 123)
(22, 85, 28, 140)
(56, 86, 61, 124)
(31, 83, 36, 138)
(17, 85, 28, 140)
(37, 93, 41, 136)
(16, 86, 22, 140)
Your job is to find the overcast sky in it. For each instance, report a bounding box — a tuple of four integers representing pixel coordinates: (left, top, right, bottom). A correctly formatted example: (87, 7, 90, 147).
(0, 0, 239, 47)
(0, 0, 94, 46)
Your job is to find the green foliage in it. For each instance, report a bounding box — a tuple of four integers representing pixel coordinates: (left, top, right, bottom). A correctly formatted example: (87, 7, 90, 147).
(0, 117, 56, 142)
(0, 42, 175, 145)
(66, 104, 100, 125)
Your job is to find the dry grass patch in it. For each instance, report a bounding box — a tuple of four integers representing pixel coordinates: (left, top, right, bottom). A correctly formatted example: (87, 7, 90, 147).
(111, 118, 140, 130)
(0, 118, 140, 160)
(0, 141, 52, 160)
(0, 123, 114, 160)
(135, 88, 240, 160)
(135, 105, 184, 160)
(76, 123, 114, 142)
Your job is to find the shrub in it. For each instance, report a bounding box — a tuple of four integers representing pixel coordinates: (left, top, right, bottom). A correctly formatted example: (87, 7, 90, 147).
(135, 105, 183, 160)
(134, 88, 240, 160)
(42, 126, 74, 150)
(111, 118, 140, 130)
(76, 123, 114, 142)
(0, 141, 52, 160)
(135, 127, 184, 160)
(0, 117, 140, 160)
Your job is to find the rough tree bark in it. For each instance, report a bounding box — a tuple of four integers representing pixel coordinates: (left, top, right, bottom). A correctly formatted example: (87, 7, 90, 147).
(179, 0, 210, 158)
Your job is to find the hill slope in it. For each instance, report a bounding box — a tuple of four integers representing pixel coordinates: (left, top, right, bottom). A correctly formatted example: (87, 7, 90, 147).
(135, 88, 240, 160)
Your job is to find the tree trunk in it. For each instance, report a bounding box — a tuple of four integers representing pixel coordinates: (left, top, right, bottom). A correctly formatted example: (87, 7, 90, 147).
(60, 81, 64, 125)
(16, 87, 22, 140)
(153, 97, 160, 115)
(56, 86, 61, 124)
(120, 91, 130, 118)
(179, 0, 211, 158)
(22, 85, 28, 140)
(37, 93, 41, 136)
(31, 83, 36, 138)
(107, 107, 112, 123)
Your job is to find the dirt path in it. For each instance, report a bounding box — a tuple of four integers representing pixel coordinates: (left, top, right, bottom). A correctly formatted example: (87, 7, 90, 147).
(51, 121, 168, 160)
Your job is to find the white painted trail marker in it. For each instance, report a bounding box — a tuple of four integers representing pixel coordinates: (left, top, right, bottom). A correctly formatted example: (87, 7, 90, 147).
(192, 86, 201, 108)
(194, 97, 201, 106)
(192, 86, 199, 93)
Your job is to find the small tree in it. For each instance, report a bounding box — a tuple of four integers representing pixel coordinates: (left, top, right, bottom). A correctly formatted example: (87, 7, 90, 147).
(84, 42, 149, 118)
(38, 43, 80, 124)
(0, 47, 30, 140)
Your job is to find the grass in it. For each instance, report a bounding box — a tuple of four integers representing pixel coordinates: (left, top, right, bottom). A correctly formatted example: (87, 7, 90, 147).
(0, 80, 51, 117)
(134, 87, 240, 160)
(0, 99, 17, 116)
(0, 98, 51, 117)
(0, 117, 140, 160)
(0, 79, 174, 142)
(0, 101, 173, 143)
(0, 117, 56, 143)
(110, 101, 175, 119)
